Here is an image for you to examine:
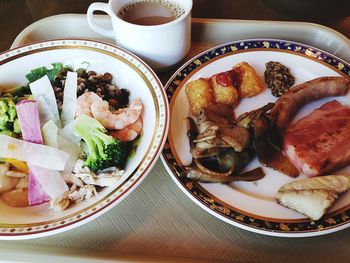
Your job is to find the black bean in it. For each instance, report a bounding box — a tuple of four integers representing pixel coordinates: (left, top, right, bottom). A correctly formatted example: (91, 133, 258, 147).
(52, 69, 130, 112)
(95, 74, 103, 79)
(108, 98, 118, 107)
(102, 73, 113, 82)
(87, 71, 96, 76)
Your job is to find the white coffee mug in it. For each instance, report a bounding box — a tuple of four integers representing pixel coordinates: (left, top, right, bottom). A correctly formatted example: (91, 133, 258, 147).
(87, 0, 192, 71)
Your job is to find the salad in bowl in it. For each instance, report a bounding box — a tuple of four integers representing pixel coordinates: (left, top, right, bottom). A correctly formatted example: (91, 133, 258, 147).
(0, 64, 142, 211)
(0, 39, 168, 239)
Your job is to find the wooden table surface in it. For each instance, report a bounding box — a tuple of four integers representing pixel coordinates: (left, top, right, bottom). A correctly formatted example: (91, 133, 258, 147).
(0, 0, 349, 52)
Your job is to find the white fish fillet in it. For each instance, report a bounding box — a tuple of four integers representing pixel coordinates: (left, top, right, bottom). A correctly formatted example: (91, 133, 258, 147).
(276, 175, 350, 220)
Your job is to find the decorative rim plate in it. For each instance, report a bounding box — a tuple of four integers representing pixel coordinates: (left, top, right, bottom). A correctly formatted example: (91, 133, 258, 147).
(161, 38, 350, 237)
(0, 39, 169, 240)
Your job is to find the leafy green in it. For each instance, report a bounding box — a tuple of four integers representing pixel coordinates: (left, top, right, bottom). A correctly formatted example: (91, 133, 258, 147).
(74, 115, 130, 172)
(25, 63, 69, 83)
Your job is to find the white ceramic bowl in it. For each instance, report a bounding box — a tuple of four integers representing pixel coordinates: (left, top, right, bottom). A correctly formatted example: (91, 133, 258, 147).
(0, 39, 169, 239)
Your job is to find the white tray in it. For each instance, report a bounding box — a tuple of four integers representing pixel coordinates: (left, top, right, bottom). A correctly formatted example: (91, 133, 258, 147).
(3, 14, 350, 263)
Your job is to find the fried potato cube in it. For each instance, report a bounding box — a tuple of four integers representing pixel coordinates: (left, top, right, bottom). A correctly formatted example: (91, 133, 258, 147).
(185, 78, 214, 116)
(233, 62, 264, 98)
(210, 73, 239, 106)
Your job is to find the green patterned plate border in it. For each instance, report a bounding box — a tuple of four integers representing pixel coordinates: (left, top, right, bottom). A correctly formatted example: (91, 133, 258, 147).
(161, 38, 350, 237)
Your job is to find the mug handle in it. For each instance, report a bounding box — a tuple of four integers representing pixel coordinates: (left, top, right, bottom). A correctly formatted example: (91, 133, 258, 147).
(87, 2, 115, 38)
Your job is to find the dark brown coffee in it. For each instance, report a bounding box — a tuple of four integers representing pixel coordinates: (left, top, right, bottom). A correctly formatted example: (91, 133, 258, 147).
(117, 1, 185, 26)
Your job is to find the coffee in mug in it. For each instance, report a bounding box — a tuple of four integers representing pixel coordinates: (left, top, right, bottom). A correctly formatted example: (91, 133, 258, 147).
(117, 1, 185, 26)
(87, 0, 192, 71)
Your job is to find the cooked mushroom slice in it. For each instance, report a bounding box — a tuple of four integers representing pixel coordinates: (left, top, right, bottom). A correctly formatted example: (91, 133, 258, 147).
(194, 158, 234, 176)
(253, 116, 299, 177)
(205, 104, 235, 124)
(186, 169, 237, 183)
(195, 138, 231, 150)
(187, 117, 198, 147)
(190, 147, 220, 159)
(237, 103, 274, 129)
(220, 126, 250, 152)
(234, 167, 265, 181)
(197, 110, 219, 133)
(185, 167, 265, 183)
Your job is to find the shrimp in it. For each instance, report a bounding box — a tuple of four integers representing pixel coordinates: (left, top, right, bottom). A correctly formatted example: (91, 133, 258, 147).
(91, 98, 143, 130)
(109, 117, 143, 142)
(75, 92, 102, 117)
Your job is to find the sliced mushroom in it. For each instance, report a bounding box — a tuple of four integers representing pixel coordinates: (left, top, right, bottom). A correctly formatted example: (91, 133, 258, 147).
(205, 104, 235, 124)
(187, 117, 198, 147)
(253, 116, 299, 177)
(185, 167, 265, 183)
(195, 138, 231, 150)
(237, 103, 274, 129)
(220, 126, 250, 152)
(194, 158, 234, 177)
(190, 147, 220, 159)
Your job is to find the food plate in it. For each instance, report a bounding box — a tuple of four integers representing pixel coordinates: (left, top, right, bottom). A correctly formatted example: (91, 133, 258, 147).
(161, 39, 350, 237)
(0, 39, 169, 240)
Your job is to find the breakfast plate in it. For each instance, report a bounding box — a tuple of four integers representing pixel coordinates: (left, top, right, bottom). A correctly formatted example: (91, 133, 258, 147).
(0, 39, 169, 240)
(161, 39, 350, 237)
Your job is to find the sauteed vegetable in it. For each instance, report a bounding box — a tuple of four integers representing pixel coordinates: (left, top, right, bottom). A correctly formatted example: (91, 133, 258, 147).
(183, 59, 350, 220)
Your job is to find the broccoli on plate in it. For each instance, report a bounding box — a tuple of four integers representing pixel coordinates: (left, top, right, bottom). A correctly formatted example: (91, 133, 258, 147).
(74, 115, 130, 172)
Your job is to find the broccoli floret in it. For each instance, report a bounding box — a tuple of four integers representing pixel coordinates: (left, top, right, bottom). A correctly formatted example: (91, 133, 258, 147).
(74, 115, 130, 172)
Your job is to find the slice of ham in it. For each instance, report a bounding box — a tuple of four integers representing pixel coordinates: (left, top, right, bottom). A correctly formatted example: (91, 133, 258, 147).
(284, 100, 350, 177)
